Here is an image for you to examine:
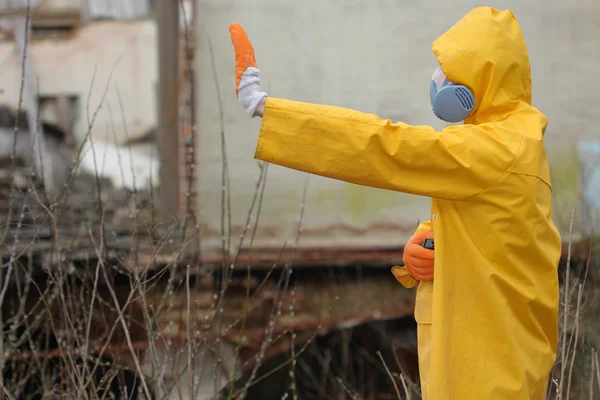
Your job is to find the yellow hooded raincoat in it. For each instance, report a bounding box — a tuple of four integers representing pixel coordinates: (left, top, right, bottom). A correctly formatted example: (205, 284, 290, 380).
(253, 7, 561, 399)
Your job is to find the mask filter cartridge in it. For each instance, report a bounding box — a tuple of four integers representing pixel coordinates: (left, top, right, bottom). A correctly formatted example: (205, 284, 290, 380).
(430, 67, 475, 123)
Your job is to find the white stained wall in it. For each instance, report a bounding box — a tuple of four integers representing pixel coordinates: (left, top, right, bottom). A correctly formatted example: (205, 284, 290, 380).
(0, 0, 150, 19)
(0, 20, 158, 145)
(195, 0, 600, 255)
(0, 20, 161, 190)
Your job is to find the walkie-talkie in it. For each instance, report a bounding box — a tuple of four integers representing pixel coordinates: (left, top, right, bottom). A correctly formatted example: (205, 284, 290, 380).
(422, 238, 434, 250)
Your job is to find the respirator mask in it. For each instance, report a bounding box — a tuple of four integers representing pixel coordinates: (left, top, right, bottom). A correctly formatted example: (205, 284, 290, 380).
(430, 66, 475, 123)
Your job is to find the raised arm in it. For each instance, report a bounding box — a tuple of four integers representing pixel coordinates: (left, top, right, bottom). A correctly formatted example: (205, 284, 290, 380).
(229, 23, 522, 200)
(256, 98, 520, 200)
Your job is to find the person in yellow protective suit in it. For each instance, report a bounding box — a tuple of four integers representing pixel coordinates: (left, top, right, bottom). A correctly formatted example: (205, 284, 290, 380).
(229, 6, 562, 400)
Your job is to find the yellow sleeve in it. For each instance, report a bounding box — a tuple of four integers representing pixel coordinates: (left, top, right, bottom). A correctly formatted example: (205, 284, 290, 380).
(391, 220, 432, 288)
(255, 98, 522, 200)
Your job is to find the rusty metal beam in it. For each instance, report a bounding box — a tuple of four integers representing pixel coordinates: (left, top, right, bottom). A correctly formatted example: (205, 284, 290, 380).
(128, 237, 592, 272)
(4, 304, 415, 363)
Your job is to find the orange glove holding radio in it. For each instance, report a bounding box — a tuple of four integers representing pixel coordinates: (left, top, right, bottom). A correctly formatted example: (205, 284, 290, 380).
(403, 229, 435, 282)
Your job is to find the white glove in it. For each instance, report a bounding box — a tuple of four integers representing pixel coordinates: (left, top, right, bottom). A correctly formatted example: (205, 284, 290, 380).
(237, 67, 268, 118)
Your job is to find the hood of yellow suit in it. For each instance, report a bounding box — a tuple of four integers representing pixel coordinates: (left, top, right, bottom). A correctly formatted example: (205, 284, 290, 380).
(432, 7, 537, 126)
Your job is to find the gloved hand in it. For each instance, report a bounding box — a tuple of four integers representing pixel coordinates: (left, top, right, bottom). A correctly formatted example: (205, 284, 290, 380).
(403, 230, 435, 281)
(229, 23, 268, 117)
